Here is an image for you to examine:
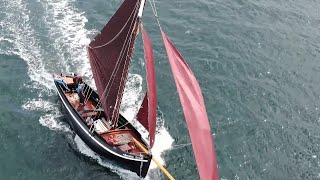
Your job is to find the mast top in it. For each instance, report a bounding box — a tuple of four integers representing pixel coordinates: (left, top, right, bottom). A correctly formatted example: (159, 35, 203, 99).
(138, 0, 146, 18)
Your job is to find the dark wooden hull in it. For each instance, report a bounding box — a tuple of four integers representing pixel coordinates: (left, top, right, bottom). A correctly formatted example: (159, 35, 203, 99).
(53, 80, 151, 177)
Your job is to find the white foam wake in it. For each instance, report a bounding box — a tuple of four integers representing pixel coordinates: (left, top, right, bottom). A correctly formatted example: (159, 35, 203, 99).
(21, 99, 71, 132)
(1, 0, 174, 177)
(74, 135, 144, 180)
(40, 0, 93, 78)
(0, 0, 54, 91)
(121, 74, 174, 170)
(1, 0, 73, 134)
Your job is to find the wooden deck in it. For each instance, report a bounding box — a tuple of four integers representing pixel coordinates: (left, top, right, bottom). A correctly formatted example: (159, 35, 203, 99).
(62, 76, 99, 117)
(59, 75, 147, 156)
(65, 92, 95, 109)
(100, 129, 147, 155)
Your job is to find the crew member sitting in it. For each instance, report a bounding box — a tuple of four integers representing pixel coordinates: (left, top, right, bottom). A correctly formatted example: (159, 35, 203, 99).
(53, 76, 70, 92)
(72, 73, 83, 86)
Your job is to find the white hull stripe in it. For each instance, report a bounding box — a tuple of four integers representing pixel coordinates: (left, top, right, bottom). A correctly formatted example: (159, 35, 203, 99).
(55, 84, 148, 162)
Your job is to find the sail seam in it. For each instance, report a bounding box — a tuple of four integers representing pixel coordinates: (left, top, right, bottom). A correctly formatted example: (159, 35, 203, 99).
(112, 18, 140, 126)
(91, 1, 140, 115)
(89, 2, 139, 49)
(91, 1, 139, 111)
(103, 3, 140, 124)
(90, 1, 141, 126)
(96, 2, 139, 106)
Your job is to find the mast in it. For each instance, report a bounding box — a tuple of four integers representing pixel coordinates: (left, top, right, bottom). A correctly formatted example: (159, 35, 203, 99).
(138, 0, 146, 18)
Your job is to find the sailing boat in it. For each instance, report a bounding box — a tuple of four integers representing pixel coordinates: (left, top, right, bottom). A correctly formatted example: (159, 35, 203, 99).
(53, 0, 218, 179)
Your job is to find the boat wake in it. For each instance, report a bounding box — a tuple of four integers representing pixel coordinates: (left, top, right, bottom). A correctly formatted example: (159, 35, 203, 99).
(40, 0, 93, 78)
(73, 135, 143, 180)
(121, 74, 174, 170)
(0, 0, 53, 90)
(1, 0, 173, 178)
(21, 99, 71, 133)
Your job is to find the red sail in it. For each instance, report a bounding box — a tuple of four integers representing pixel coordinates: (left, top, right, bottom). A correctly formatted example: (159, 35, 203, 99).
(136, 26, 157, 148)
(87, 0, 140, 123)
(161, 31, 218, 180)
(137, 94, 149, 130)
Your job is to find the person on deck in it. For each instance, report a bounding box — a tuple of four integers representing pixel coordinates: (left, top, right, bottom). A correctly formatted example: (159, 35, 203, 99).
(76, 81, 85, 105)
(53, 76, 70, 92)
(72, 73, 83, 86)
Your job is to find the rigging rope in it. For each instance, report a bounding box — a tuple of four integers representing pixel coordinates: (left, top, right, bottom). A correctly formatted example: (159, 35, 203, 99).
(112, 20, 140, 127)
(89, 4, 138, 109)
(88, 2, 138, 49)
(117, 121, 129, 129)
(83, 84, 93, 105)
(109, 2, 141, 126)
(93, 1, 140, 110)
(87, 1, 141, 125)
(170, 143, 192, 150)
(148, 0, 161, 28)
